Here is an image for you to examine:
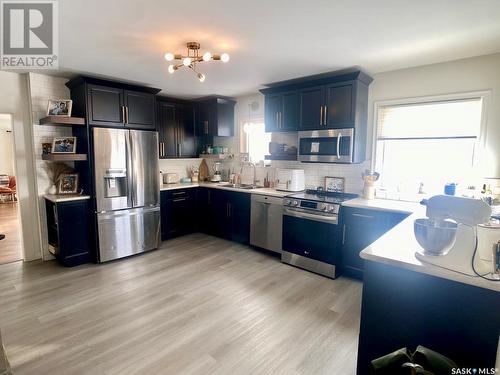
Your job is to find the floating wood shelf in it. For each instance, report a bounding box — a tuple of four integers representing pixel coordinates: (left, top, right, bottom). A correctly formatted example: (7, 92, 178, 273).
(39, 116, 85, 126)
(42, 153, 87, 161)
(264, 154, 297, 161)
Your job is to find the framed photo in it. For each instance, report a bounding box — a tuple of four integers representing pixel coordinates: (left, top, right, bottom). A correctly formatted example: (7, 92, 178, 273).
(52, 137, 77, 153)
(47, 99, 72, 117)
(58, 174, 79, 194)
(325, 176, 345, 193)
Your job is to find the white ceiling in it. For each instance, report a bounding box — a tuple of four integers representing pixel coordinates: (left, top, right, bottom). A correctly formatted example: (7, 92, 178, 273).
(58, 0, 500, 98)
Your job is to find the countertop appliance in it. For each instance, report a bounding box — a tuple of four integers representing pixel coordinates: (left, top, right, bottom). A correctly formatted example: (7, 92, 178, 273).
(282, 189, 357, 278)
(414, 195, 498, 279)
(298, 128, 354, 163)
(163, 173, 180, 184)
(93, 127, 160, 262)
(275, 168, 305, 192)
(211, 162, 222, 182)
(250, 194, 283, 253)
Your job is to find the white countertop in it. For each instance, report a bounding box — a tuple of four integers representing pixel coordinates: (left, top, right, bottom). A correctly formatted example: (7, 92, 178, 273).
(44, 194, 91, 203)
(160, 182, 292, 197)
(360, 210, 500, 292)
(341, 197, 421, 214)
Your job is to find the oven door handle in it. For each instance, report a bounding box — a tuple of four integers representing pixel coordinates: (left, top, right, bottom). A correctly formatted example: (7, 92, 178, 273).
(284, 208, 338, 225)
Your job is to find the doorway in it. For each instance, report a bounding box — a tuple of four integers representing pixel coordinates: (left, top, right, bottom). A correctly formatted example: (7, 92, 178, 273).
(0, 113, 22, 264)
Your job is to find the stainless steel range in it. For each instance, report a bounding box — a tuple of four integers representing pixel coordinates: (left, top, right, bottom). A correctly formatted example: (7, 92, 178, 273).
(282, 189, 357, 278)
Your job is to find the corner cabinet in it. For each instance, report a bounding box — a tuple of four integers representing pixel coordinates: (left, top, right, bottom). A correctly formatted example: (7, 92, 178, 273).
(66, 76, 160, 130)
(196, 97, 236, 137)
(340, 207, 409, 278)
(157, 99, 197, 159)
(260, 69, 372, 135)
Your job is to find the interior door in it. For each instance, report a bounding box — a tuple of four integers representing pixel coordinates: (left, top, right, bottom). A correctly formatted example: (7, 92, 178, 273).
(87, 84, 124, 127)
(93, 127, 130, 211)
(124, 90, 156, 129)
(129, 130, 159, 208)
(299, 87, 324, 129)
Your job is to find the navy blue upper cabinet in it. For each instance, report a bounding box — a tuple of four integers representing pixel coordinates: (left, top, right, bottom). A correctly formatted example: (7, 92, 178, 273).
(66, 76, 160, 129)
(264, 91, 299, 132)
(196, 97, 236, 137)
(299, 86, 324, 129)
(260, 69, 372, 132)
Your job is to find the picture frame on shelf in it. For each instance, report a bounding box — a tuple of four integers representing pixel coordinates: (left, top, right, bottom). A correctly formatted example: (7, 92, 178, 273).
(52, 137, 77, 153)
(47, 99, 72, 117)
(58, 173, 79, 194)
(325, 176, 345, 193)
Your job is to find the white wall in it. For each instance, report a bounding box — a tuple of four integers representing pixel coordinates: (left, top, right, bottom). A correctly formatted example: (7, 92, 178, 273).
(0, 71, 41, 261)
(0, 116, 15, 176)
(29, 73, 74, 260)
(367, 52, 500, 178)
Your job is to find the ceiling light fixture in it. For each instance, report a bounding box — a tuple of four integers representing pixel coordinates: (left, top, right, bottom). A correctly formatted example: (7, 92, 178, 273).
(164, 42, 230, 83)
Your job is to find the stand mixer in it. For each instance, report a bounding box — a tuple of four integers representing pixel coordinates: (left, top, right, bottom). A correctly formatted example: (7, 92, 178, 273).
(414, 195, 500, 279)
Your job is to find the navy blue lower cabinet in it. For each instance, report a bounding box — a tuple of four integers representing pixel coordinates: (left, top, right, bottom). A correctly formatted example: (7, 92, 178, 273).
(340, 207, 408, 278)
(356, 261, 500, 374)
(160, 189, 195, 240)
(45, 198, 92, 266)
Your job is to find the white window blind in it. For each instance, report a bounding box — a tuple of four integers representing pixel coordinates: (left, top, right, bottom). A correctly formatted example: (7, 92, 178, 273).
(377, 98, 482, 139)
(375, 97, 483, 200)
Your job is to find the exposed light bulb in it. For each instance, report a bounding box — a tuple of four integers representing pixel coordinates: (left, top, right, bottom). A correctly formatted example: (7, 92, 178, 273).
(202, 52, 212, 62)
(220, 53, 230, 63)
(197, 73, 206, 83)
(168, 64, 176, 74)
(164, 52, 174, 61)
(183, 57, 192, 66)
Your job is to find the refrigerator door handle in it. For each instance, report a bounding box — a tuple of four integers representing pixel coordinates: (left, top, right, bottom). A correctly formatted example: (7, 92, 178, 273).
(125, 131, 135, 208)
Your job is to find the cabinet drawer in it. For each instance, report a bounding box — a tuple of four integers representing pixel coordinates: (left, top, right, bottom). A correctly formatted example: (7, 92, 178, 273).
(162, 188, 195, 200)
(342, 207, 407, 227)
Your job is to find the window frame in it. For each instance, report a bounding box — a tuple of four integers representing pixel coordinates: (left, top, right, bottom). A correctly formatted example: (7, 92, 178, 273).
(371, 90, 490, 175)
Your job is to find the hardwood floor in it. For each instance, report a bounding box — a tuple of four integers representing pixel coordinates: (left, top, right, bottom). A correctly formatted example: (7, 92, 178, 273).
(0, 201, 22, 264)
(0, 234, 362, 375)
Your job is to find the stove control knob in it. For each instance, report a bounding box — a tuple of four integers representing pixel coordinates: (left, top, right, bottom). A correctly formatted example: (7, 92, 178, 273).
(292, 200, 299, 206)
(285, 199, 291, 206)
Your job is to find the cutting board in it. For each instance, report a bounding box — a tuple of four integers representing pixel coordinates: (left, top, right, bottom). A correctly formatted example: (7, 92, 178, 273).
(199, 159, 210, 182)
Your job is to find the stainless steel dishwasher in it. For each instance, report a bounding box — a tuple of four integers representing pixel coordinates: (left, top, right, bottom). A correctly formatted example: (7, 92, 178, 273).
(250, 194, 283, 253)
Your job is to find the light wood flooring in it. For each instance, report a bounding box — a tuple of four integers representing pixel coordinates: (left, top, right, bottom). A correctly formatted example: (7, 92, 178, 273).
(0, 233, 362, 375)
(0, 201, 22, 264)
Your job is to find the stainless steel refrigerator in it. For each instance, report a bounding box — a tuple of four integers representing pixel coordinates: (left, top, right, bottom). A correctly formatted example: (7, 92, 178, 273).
(93, 127, 160, 262)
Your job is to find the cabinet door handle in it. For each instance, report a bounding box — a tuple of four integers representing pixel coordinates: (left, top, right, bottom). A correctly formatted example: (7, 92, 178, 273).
(125, 106, 129, 124)
(276, 112, 279, 129)
(319, 106, 323, 126)
(279, 112, 282, 128)
(172, 191, 185, 196)
(121, 105, 125, 123)
(342, 224, 346, 245)
(352, 213, 375, 219)
(204, 121, 209, 134)
(323, 105, 327, 125)
(173, 198, 186, 202)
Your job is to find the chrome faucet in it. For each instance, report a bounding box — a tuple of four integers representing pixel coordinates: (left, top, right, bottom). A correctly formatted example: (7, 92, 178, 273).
(240, 161, 258, 187)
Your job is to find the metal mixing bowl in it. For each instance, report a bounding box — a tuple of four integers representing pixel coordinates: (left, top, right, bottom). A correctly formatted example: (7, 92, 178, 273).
(414, 218, 458, 256)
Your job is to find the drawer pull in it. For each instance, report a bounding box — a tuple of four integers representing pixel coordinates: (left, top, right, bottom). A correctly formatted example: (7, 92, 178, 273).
(351, 213, 375, 219)
(172, 191, 186, 196)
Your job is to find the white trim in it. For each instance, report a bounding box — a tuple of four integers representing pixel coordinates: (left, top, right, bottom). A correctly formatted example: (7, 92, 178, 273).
(371, 90, 491, 172)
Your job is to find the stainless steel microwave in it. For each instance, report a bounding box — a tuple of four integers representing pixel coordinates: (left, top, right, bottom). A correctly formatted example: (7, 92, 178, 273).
(298, 128, 355, 163)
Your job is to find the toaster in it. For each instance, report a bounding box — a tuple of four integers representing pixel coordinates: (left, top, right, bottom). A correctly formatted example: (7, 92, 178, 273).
(163, 173, 180, 184)
(275, 168, 305, 192)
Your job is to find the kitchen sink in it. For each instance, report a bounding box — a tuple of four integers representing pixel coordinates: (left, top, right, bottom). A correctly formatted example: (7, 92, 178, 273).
(218, 183, 262, 190)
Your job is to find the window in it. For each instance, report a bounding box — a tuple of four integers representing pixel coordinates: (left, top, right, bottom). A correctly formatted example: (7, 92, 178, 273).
(374, 96, 484, 200)
(240, 121, 271, 163)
